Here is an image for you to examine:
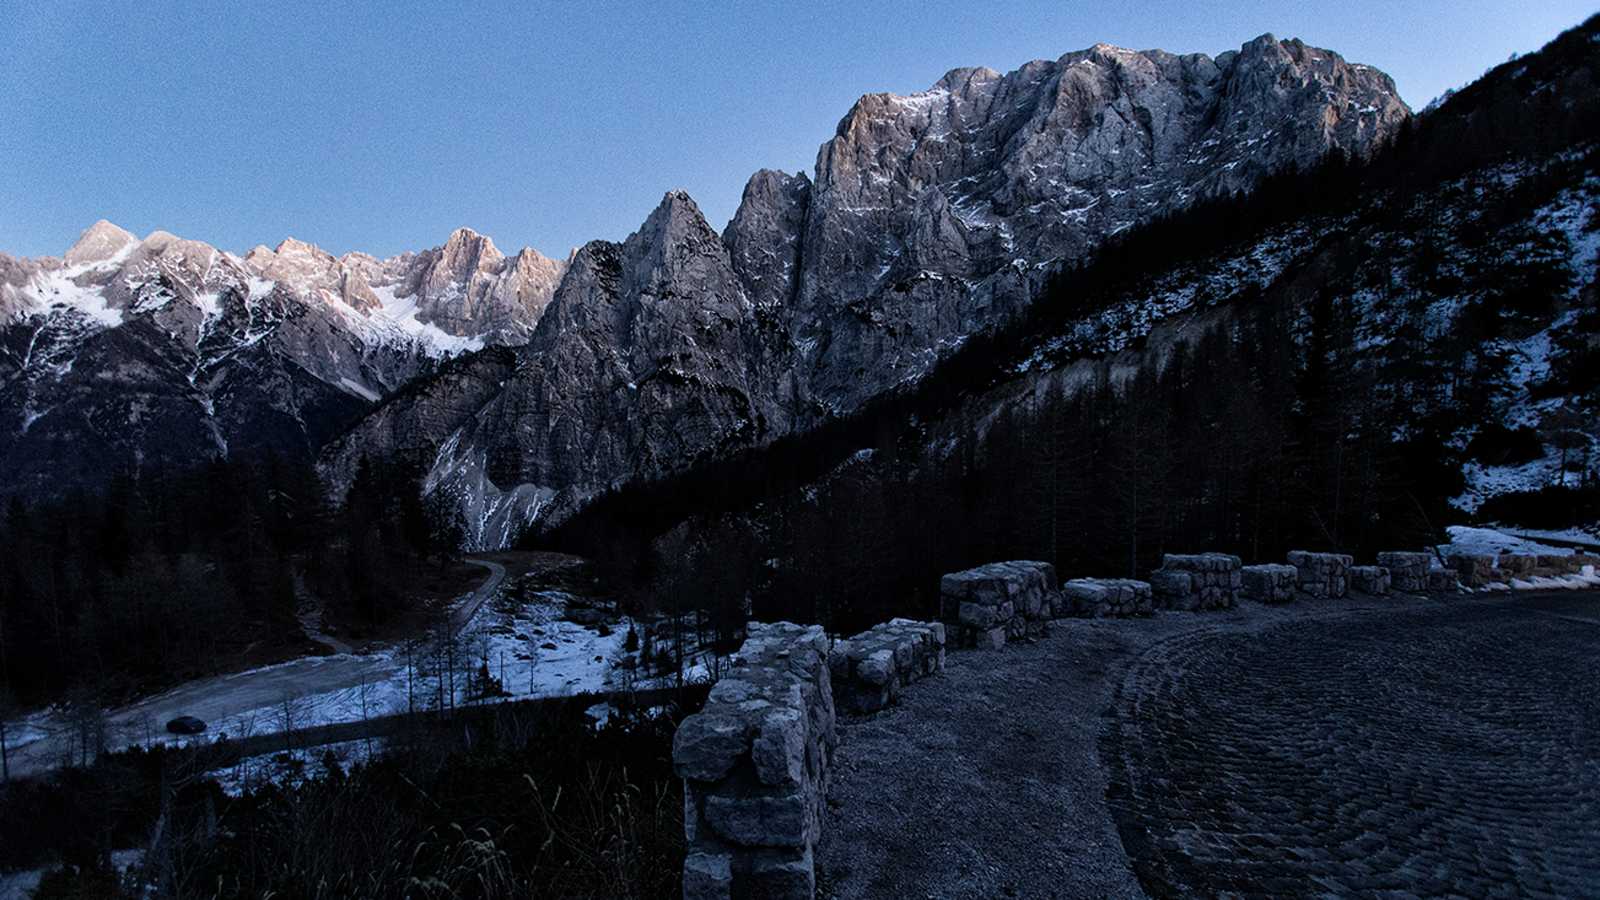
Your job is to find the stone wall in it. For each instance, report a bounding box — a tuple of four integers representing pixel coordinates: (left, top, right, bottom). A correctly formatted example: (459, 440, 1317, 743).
(674, 623, 836, 900)
(1351, 565, 1391, 595)
(1287, 551, 1353, 598)
(1061, 578, 1154, 617)
(1376, 552, 1430, 592)
(1150, 554, 1241, 610)
(940, 561, 1056, 649)
(830, 619, 946, 713)
(1427, 568, 1462, 592)
(1240, 564, 1297, 603)
(1447, 553, 1501, 588)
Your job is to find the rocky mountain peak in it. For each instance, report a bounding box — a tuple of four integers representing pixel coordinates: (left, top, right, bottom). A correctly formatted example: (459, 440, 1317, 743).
(64, 219, 137, 266)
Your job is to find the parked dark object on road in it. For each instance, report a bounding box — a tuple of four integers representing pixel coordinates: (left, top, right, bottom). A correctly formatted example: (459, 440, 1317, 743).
(166, 716, 207, 736)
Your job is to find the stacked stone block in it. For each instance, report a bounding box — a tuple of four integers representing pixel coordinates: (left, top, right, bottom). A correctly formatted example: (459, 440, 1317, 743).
(673, 622, 836, 900)
(1350, 565, 1392, 595)
(1499, 554, 1538, 579)
(1060, 578, 1154, 617)
(1376, 552, 1431, 592)
(1240, 564, 1297, 603)
(1427, 567, 1462, 592)
(1447, 553, 1502, 588)
(1150, 554, 1241, 610)
(939, 561, 1056, 649)
(830, 619, 946, 714)
(1288, 551, 1353, 598)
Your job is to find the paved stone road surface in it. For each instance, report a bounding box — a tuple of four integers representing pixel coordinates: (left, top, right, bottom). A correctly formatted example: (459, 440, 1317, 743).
(818, 592, 1600, 899)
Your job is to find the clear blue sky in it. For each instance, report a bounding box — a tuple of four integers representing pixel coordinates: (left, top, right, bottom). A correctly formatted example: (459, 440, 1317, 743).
(1, 0, 1592, 260)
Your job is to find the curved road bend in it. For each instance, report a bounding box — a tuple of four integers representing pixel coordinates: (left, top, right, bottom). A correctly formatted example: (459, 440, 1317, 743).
(4, 557, 507, 780)
(818, 591, 1600, 899)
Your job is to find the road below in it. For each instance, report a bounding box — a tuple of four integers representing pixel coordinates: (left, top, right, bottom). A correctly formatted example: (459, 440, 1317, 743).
(4, 557, 508, 780)
(818, 591, 1600, 899)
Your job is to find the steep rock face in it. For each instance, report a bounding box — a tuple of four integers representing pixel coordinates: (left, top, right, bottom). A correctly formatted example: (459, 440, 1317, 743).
(325, 32, 1409, 546)
(781, 35, 1409, 409)
(417, 192, 787, 546)
(380, 228, 568, 344)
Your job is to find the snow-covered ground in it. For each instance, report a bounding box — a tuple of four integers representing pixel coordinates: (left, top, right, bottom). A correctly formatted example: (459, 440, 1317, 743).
(1436, 525, 1582, 558)
(2, 565, 712, 780)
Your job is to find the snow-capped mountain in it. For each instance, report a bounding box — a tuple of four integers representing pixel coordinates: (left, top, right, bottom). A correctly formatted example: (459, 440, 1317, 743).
(0, 222, 563, 499)
(320, 32, 1412, 547)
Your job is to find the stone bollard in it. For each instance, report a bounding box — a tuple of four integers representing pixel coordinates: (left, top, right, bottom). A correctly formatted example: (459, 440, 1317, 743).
(1240, 564, 1297, 603)
(1060, 578, 1154, 617)
(939, 561, 1056, 649)
(1350, 565, 1392, 595)
(1376, 552, 1430, 592)
(1446, 553, 1502, 588)
(830, 619, 946, 714)
(1427, 568, 1462, 592)
(1150, 553, 1242, 610)
(674, 622, 836, 900)
(1287, 551, 1353, 598)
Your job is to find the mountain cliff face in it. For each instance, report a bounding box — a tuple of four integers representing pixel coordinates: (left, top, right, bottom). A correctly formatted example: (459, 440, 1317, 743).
(0, 223, 563, 500)
(0, 31, 1411, 532)
(333, 32, 1408, 547)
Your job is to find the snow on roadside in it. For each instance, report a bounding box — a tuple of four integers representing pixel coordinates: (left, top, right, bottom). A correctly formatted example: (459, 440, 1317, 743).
(1437, 525, 1578, 559)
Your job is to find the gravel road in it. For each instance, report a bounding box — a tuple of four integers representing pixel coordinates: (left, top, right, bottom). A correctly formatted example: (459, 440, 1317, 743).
(5, 557, 507, 779)
(818, 591, 1600, 899)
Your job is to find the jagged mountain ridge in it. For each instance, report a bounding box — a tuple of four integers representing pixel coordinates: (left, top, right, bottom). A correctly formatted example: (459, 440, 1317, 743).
(0, 221, 565, 499)
(326, 31, 1409, 547)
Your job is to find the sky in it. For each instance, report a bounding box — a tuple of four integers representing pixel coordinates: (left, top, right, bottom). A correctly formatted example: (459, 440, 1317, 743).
(0, 0, 1593, 261)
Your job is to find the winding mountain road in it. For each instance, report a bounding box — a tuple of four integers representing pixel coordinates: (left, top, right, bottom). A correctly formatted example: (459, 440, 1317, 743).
(3, 558, 507, 781)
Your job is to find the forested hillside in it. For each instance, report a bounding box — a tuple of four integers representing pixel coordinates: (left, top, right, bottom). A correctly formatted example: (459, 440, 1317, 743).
(533, 14, 1600, 636)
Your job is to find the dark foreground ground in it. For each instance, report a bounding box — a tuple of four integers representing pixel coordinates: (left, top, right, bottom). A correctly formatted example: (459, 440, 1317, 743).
(817, 591, 1600, 899)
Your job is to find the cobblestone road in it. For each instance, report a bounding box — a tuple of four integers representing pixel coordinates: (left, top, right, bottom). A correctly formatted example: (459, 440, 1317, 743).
(1104, 593, 1600, 897)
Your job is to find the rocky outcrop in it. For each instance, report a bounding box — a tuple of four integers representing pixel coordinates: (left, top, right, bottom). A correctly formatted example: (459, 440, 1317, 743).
(784, 35, 1408, 411)
(401, 192, 794, 546)
(5, 31, 1409, 521)
(342, 32, 1408, 545)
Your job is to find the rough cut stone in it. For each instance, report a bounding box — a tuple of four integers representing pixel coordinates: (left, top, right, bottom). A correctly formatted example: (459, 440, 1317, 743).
(1061, 578, 1153, 617)
(1447, 553, 1502, 588)
(673, 622, 835, 900)
(1376, 551, 1431, 593)
(1288, 550, 1354, 598)
(1240, 564, 1297, 603)
(940, 561, 1055, 648)
(1151, 553, 1241, 610)
(830, 618, 946, 713)
(1350, 565, 1392, 595)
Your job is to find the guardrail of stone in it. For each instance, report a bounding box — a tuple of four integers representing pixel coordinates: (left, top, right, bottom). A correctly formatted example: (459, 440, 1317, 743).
(1351, 565, 1391, 595)
(1150, 553, 1241, 610)
(674, 622, 835, 900)
(939, 560, 1056, 649)
(1061, 578, 1153, 617)
(1240, 564, 1297, 603)
(1287, 551, 1353, 598)
(830, 619, 946, 713)
(1376, 552, 1430, 592)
